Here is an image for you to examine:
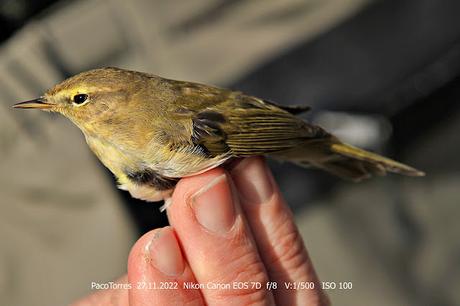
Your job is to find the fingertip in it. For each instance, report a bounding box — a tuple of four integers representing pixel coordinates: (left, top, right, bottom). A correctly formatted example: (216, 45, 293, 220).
(173, 167, 228, 202)
(230, 156, 277, 205)
(127, 228, 160, 272)
(168, 167, 230, 224)
(128, 227, 205, 305)
(128, 226, 185, 278)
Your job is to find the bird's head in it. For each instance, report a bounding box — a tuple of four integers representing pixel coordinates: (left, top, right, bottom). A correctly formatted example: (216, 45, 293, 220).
(13, 67, 155, 137)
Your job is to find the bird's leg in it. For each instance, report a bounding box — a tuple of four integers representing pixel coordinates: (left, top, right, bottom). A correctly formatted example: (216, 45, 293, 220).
(160, 197, 172, 212)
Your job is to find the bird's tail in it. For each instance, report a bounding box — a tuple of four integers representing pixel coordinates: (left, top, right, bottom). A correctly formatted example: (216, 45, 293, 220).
(327, 142, 424, 181)
(273, 140, 425, 182)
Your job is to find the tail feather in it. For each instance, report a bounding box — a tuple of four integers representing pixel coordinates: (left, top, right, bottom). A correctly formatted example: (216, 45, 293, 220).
(277, 141, 425, 182)
(330, 143, 424, 177)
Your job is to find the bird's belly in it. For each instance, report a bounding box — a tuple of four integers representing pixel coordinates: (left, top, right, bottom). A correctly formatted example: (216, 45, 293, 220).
(85, 135, 230, 203)
(118, 181, 173, 202)
(84, 135, 176, 203)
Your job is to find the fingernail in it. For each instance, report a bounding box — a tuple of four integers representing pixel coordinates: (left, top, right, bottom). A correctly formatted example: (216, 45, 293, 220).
(146, 227, 184, 276)
(191, 174, 236, 235)
(231, 158, 274, 204)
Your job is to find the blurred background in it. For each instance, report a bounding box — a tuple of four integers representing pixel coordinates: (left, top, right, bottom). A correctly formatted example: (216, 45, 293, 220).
(1, 0, 460, 305)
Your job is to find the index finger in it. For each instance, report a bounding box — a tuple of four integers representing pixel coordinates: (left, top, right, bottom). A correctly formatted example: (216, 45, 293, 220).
(167, 168, 275, 305)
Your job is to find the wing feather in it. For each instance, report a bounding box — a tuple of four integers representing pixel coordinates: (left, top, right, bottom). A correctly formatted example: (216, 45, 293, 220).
(163, 80, 326, 157)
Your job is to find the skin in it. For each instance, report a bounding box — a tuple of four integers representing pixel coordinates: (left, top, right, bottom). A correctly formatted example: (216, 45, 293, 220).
(70, 157, 330, 306)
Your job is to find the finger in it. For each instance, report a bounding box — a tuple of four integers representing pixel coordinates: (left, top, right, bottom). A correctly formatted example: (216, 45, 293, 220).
(70, 275, 129, 306)
(128, 226, 204, 306)
(167, 168, 275, 306)
(230, 157, 330, 306)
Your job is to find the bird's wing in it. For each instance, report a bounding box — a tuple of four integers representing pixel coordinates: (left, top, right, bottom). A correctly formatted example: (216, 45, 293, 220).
(262, 99, 311, 115)
(163, 81, 327, 158)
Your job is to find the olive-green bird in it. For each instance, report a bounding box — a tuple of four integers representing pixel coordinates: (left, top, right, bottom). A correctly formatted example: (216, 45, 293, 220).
(14, 67, 424, 206)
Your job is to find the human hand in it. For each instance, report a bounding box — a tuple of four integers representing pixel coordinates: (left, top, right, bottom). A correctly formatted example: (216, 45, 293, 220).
(72, 157, 329, 305)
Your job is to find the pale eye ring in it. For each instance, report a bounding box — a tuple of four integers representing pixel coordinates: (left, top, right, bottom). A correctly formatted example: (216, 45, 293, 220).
(73, 94, 88, 105)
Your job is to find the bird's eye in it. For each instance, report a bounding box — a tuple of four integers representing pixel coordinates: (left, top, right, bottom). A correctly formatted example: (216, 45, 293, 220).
(73, 94, 88, 105)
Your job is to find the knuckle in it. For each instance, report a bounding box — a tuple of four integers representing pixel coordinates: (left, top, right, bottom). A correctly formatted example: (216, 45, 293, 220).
(211, 249, 271, 304)
(183, 295, 205, 306)
(267, 220, 310, 277)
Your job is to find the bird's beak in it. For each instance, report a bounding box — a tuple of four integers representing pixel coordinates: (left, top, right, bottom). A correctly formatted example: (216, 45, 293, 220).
(13, 97, 54, 110)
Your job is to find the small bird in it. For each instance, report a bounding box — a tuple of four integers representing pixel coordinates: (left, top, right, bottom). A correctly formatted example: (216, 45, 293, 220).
(14, 67, 424, 207)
